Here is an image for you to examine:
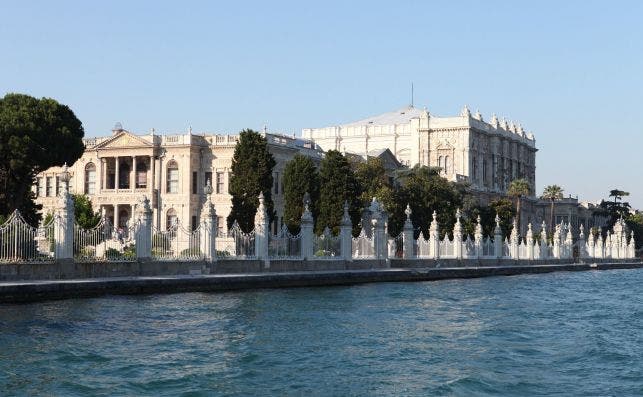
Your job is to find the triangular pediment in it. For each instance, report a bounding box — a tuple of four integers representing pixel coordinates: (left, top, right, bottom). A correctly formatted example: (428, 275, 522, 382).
(95, 130, 153, 149)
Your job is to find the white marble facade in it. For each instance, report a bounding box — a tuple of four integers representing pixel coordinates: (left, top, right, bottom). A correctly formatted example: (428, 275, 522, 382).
(302, 105, 537, 195)
(34, 125, 323, 234)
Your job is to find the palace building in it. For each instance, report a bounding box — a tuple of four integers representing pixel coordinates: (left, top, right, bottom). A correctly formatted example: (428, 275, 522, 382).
(34, 105, 605, 236)
(34, 124, 323, 233)
(303, 105, 537, 195)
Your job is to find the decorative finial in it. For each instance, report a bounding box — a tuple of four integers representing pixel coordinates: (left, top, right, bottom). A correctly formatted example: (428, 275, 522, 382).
(474, 109, 483, 121)
(405, 204, 412, 219)
(188, 125, 192, 135)
(461, 105, 471, 117)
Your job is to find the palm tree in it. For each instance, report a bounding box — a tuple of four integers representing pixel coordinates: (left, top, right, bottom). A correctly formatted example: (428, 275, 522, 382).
(507, 178, 531, 236)
(541, 185, 564, 236)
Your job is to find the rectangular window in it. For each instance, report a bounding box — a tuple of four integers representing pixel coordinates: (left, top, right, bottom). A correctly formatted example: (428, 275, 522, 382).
(192, 171, 198, 195)
(46, 177, 54, 197)
(168, 168, 179, 193)
(191, 215, 197, 231)
(37, 177, 44, 197)
(204, 171, 212, 191)
(216, 172, 224, 194)
(68, 176, 74, 193)
(55, 176, 61, 197)
(136, 170, 147, 188)
(217, 216, 224, 236)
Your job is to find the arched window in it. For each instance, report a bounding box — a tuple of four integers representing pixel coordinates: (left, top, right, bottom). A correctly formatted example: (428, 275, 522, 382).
(85, 163, 96, 195)
(166, 208, 178, 229)
(444, 156, 451, 175)
(167, 161, 179, 193)
(438, 156, 444, 171)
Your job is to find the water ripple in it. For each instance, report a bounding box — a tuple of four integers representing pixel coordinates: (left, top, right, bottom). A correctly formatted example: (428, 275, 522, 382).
(2, 269, 643, 396)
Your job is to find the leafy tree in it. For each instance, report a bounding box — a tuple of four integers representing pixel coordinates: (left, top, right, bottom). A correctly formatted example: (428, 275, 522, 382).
(598, 188, 632, 231)
(282, 154, 319, 233)
(354, 158, 390, 208)
(627, 212, 643, 251)
(610, 189, 630, 203)
(541, 184, 564, 235)
(73, 194, 101, 228)
(317, 150, 360, 235)
(227, 129, 276, 232)
(353, 157, 404, 236)
(507, 178, 531, 235)
(396, 165, 463, 239)
(490, 198, 516, 238)
(0, 93, 85, 224)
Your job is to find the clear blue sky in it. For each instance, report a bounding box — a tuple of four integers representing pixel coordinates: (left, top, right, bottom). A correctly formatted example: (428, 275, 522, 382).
(1, 1, 641, 208)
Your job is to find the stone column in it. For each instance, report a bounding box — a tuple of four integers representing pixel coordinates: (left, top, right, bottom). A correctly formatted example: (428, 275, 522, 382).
(114, 204, 119, 230)
(541, 220, 548, 258)
(474, 215, 483, 258)
(200, 181, 217, 262)
(587, 227, 595, 258)
(429, 211, 440, 259)
(98, 157, 103, 192)
(300, 201, 314, 260)
(494, 214, 503, 259)
(254, 192, 269, 266)
(553, 223, 561, 259)
(340, 201, 353, 261)
(132, 156, 137, 189)
(526, 223, 534, 260)
(578, 224, 587, 259)
(629, 231, 636, 259)
(115, 156, 120, 190)
(370, 198, 387, 261)
(150, 155, 155, 194)
(55, 163, 74, 261)
(453, 209, 463, 259)
(402, 205, 414, 259)
(136, 196, 152, 260)
(565, 223, 573, 259)
(510, 218, 519, 259)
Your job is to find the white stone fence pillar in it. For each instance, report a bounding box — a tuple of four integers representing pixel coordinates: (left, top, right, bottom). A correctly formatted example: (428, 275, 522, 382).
(402, 205, 414, 259)
(254, 192, 270, 266)
(136, 196, 153, 260)
(340, 201, 353, 261)
(300, 201, 314, 260)
(55, 163, 74, 261)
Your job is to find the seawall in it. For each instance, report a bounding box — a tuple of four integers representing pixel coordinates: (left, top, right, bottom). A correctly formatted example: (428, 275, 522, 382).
(0, 260, 641, 303)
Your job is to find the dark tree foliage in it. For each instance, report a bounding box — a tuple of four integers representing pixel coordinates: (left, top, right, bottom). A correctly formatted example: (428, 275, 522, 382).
(282, 154, 320, 233)
(395, 165, 463, 239)
(317, 150, 360, 235)
(354, 158, 389, 209)
(0, 93, 85, 224)
(227, 129, 276, 232)
(73, 194, 101, 229)
(489, 198, 516, 238)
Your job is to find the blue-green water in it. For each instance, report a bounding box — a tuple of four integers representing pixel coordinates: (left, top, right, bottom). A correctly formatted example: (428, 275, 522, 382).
(2, 270, 643, 396)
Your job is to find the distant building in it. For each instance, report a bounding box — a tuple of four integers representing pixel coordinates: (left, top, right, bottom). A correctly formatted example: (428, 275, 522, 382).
(34, 125, 323, 234)
(303, 105, 537, 195)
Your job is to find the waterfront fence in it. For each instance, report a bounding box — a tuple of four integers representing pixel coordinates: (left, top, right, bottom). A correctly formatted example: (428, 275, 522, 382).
(0, 186, 637, 263)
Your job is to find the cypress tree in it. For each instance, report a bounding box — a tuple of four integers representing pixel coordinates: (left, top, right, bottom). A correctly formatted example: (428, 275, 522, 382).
(317, 150, 360, 235)
(282, 154, 319, 233)
(227, 129, 276, 232)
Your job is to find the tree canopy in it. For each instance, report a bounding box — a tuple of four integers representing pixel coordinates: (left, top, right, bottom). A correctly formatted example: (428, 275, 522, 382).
(395, 165, 463, 239)
(227, 129, 276, 232)
(73, 194, 101, 229)
(0, 93, 85, 224)
(317, 150, 360, 235)
(282, 154, 319, 233)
